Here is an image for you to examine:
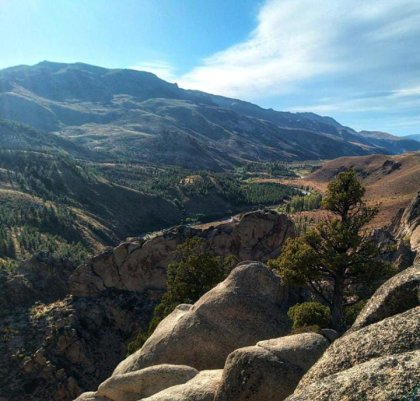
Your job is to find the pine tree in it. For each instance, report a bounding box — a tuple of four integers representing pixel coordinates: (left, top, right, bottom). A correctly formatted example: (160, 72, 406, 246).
(270, 169, 391, 331)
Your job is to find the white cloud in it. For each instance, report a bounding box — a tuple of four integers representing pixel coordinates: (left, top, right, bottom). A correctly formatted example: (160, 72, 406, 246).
(130, 60, 177, 82)
(178, 0, 339, 98)
(176, 0, 420, 101)
(289, 89, 420, 115)
(391, 86, 420, 98)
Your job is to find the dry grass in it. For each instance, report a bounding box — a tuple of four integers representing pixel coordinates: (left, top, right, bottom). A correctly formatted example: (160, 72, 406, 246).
(282, 152, 420, 229)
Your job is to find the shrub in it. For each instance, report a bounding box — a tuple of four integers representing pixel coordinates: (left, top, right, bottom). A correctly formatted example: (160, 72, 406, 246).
(288, 301, 331, 330)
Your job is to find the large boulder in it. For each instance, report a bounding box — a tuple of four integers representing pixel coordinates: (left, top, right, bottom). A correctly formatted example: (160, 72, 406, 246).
(140, 370, 223, 401)
(96, 364, 198, 401)
(214, 333, 329, 401)
(70, 210, 294, 296)
(286, 351, 420, 401)
(113, 262, 290, 374)
(351, 266, 420, 332)
(296, 307, 420, 387)
(286, 265, 420, 401)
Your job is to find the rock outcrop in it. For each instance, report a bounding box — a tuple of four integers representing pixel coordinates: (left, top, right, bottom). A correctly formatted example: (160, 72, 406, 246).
(74, 261, 300, 401)
(287, 351, 420, 401)
(286, 265, 420, 401)
(74, 265, 335, 401)
(114, 262, 290, 374)
(392, 191, 420, 261)
(96, 364, 198, 401)
(70, 210, 294, 297)
(69, 266, 419, 401)
(79, 261, 348, 401)
(351, 265, 420, 332)
(214, 333, 329, 401)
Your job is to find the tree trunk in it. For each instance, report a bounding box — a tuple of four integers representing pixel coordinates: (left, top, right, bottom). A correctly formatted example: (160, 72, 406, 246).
(331, 274, 345, 332)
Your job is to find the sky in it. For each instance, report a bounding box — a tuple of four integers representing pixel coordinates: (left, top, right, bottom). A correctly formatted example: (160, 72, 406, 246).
(0, 0, 419, 136)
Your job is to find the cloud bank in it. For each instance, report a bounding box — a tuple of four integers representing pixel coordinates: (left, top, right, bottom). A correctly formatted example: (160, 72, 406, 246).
(141, 0, 420, 134)
(179, 0, 420, 99)
(130, 60, 177, 82)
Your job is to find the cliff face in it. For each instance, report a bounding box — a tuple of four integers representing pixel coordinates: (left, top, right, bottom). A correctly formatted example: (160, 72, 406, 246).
(393, 191, 420, 260)
(70, 210, 294, 297)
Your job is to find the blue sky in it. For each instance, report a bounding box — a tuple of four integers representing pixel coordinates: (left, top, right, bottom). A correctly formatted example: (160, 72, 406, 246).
(0, 0, 419, 136)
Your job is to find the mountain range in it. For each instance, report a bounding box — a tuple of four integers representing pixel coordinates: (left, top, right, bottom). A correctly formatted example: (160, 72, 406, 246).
(1, 61, 419, 170)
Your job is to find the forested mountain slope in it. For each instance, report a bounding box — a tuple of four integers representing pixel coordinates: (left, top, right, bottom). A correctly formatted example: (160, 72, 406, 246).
(0, 119, 300, 266)
(0, 148, 182, 264)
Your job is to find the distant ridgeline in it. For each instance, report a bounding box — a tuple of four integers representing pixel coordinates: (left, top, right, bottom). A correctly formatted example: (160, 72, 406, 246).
(0, 61, 419, 170)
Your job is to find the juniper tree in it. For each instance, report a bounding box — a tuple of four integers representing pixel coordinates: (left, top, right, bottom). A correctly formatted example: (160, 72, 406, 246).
(270, 169, 390, 331)
(149, 237, 237, 332)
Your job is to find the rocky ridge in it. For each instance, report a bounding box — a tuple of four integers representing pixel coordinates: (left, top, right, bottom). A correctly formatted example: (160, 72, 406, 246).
(70, 209, 294, 297)
(75, 262, 332, 401)
(75, 263, 420, 401)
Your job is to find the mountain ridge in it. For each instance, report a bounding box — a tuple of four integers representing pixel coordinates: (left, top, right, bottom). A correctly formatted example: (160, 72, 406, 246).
(1, 61, 419, 170)
(403, 133, 420, 142)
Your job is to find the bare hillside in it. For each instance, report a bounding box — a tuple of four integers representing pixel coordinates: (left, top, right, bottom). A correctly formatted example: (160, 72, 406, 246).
(300, 152, 420, 227)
